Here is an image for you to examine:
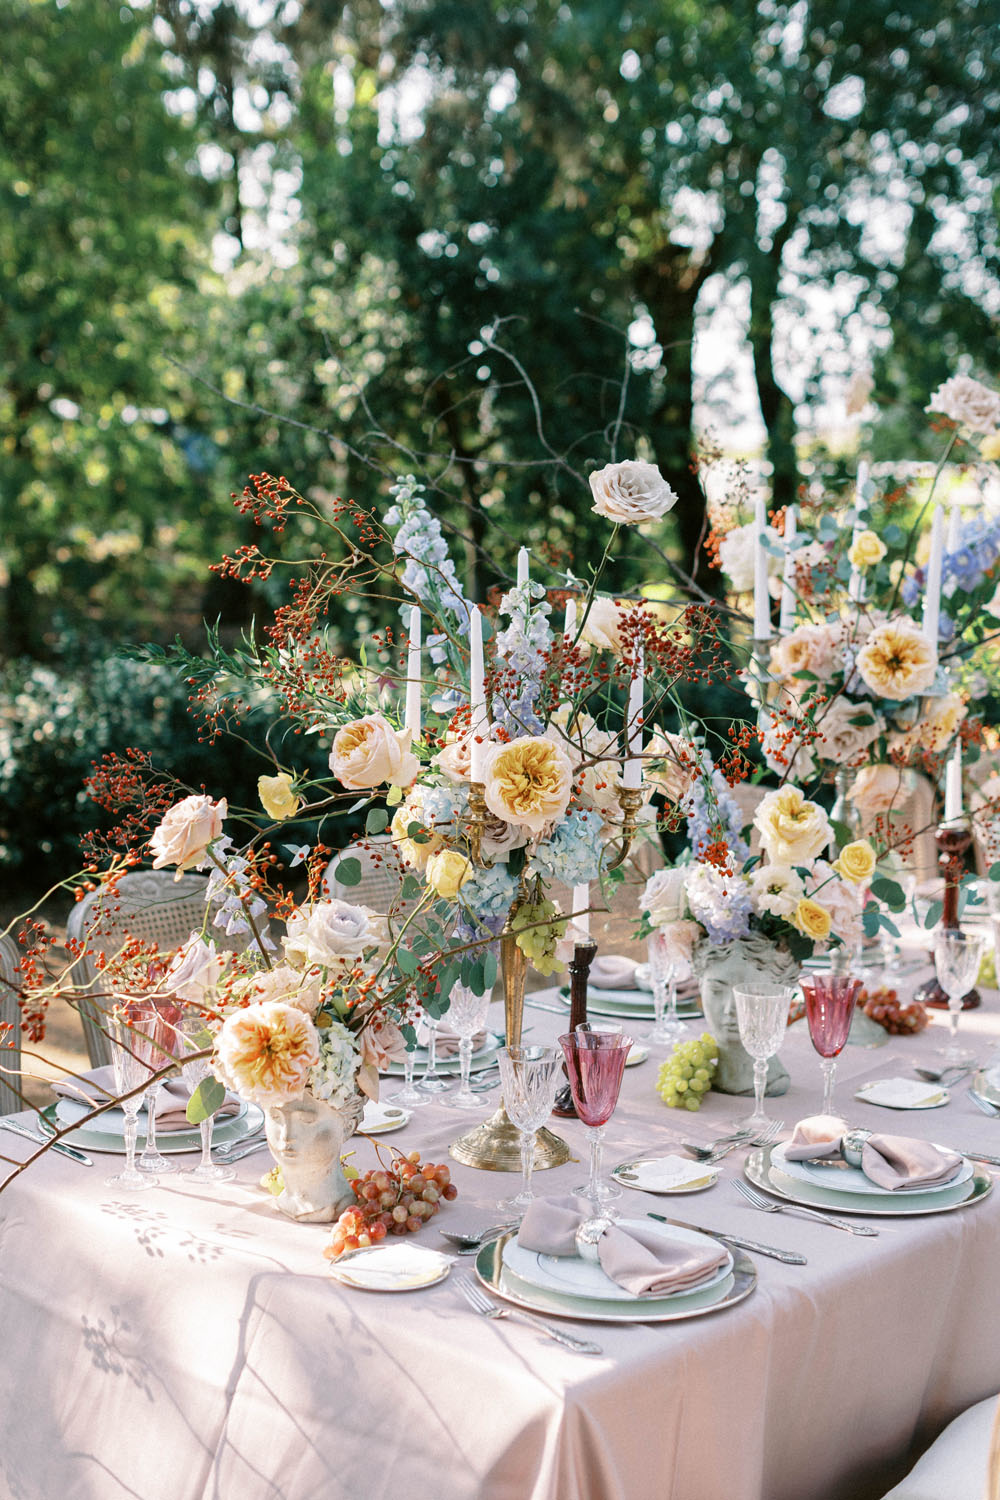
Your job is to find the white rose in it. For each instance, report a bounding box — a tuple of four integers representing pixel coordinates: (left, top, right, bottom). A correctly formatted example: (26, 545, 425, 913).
(579, 596, 627, 654)
(813, 697, 884, 768)
(642, 866, 688, 927)
(718, 522, 782, 594)
(165, 933, 227, 1003)
(588, 460, 678, 526)
(238, 962, 325, 1017)
(748, 864, 805, 920)
(754, 785, 832, 864)
(283, 900, 387, 974)
(926, 375, 1000, 435)
(760, 707, 818, 782)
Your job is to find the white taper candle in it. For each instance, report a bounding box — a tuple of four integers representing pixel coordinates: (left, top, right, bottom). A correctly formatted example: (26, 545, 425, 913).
(779, 505, 798, 633)
(469, 606, 487, 783)
(517, 547, 530, 591)
(753, 496, 772, 640)
(848, 461, 870, 603)
(923, 506, 944, 668)
(945, 739, 963, 823)
(572, 883, 590, 941)
(404, 605, 421, 741)
(623, 647, 644, 790)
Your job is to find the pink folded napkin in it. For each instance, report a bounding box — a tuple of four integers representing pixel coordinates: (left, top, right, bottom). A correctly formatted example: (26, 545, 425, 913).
(517, 1195, 729, 1298)
(415, 1021, 488, 1058)
(785, 1116, 963, 1191)
(52, 1067, 240, 1133)
(588, 955, 639, 989)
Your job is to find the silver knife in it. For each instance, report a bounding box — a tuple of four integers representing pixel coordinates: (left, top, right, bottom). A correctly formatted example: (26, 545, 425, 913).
(647, 1212, 807, 1265)
(0, 1119, 93, 1166)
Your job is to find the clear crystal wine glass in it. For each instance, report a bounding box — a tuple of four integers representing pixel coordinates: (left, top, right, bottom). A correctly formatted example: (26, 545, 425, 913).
(559, 1030, 633, 1217)
(137, 996, 182, 1176)
(176, 1012, 235, 1183)
(443, 983, 493, 1109)
(105, 1005, 160, 1192)
(646, 931, 686, 1045)
(734, 985, 794, 1133)
(801, 974, 862, 1116)
(934, 930, 987, 1065)
(495, 1045, 564, 1210)
(415, 1012, 451, 1095)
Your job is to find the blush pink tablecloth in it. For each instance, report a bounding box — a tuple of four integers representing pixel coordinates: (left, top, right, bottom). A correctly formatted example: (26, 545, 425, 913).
(2, 979, 1000, 1500)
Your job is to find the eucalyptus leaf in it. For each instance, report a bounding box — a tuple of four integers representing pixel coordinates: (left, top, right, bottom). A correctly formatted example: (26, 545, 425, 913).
(924, 900, 944, 930)
(870, 876, 905, 911)
(365, 807, 389, 835)
(185, 1075, 226, 1126)
(333, 856, 362, 887)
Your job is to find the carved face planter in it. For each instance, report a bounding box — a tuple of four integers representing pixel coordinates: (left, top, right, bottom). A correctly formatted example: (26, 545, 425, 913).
(692, 937, 800, 1096)
(264, 1092, 365, 1223)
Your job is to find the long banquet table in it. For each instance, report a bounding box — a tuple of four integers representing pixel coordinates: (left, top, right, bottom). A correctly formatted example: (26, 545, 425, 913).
(2, 979, 1000, 1500)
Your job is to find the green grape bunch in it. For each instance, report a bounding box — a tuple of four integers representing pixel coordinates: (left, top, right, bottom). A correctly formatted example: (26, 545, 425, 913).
(512, 897, 567, 976)
(656, 1034, 719, 1111)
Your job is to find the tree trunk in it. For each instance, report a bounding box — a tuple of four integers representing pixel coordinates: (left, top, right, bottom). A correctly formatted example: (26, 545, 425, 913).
(748, 247, 798, 513)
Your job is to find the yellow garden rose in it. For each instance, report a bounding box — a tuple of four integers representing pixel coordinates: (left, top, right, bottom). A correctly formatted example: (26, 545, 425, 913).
(753, 785, 832, 864)
(834, 840, 877, 885)
(257, 771, 301, 822)
(856, 620, 937, 701)
(793, 898, 833, 941)
(981, 432, 1000, 462)
(482, 735, 573, 835)
(847, 530, 887, 569)
(390, 792, 443, 873)
(425, 849, 473, 901)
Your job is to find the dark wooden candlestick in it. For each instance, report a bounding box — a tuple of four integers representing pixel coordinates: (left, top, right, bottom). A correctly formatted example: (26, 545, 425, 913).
(552, 940, 599, 1118)
(914, 818, 980, 1011)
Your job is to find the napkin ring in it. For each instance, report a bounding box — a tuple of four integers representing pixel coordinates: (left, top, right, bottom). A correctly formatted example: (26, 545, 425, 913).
(574, 1215, 615, 1263)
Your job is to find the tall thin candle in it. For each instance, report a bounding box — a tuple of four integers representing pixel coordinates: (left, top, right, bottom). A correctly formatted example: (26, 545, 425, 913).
(622, 647, 644, 790)
(847, 461, 870, 604)
(753, 496, 772, 640)
(469, 606, 487, 783)
(923, 506, 944, 667)
(404, 605, 421, 741)
(517, 547, 530, 591)
(779, 505, 798, 633)
(563, 596, 577, 639)
(572, 883, 590, 941)
(945, 739, 963, 823)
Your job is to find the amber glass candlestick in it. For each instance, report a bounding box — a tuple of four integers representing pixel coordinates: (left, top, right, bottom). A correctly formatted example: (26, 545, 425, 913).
(552, 941, 599, 1118)
(915, 819, 980, 1011)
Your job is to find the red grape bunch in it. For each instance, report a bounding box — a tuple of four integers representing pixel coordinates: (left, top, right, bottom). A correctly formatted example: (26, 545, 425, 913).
(860, 985, 929, 1036)
(323, 1150, 459, 1262)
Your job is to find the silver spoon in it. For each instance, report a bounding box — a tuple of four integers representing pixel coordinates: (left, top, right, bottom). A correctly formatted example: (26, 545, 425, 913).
(438, 1220, 520, 1251)
(914, 1063, 973, 1084)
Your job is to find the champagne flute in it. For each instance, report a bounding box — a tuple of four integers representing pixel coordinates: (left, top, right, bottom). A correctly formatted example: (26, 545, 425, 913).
(105, 1004, 160, 1192)
(934, 930, 986, 1065)
(733, 985, 794, 1133)
(646, 930, 686, 1045)
(137, 995, 182, 1176)
(802, 973, 862, 1116)
(443, 982, 493, 1109)
(559, 1030, 633, 1216)
(495, 1045, 564, 1210)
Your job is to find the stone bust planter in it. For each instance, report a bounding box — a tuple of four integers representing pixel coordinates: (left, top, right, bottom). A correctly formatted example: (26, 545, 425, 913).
(263, 1091, 366, 1223)
(692, 935, 801, 1096)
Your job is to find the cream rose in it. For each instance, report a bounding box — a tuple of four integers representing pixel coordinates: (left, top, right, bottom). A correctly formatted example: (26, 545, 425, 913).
(642, 866, 688, 927)
(435, 734, 472, 783)
(214, 1000, 319, 1106)
(644, 728, 697, 803)
(754, 785, 833, 864)
(718, 521, 782, 594)
(149, 794, 227, 879)
(425, 849, 473, 901)
(849, 764, 905, 816)
(845, 372, 874, 416)
(890, 692, 967, 759)
(768, 622, 841, 684)
(239, 962, 325, 1016)
(856, 620, 937, 701)
(329, 713, 419, 790)
(257, 772, 301, 822)
(579, 596, 627, 654)
(834, 840, 877, 885)
(814, 697, 884, 768)
(847, 530, 887, 569)
(588, 460, 678, 526)
(482, 735, 573, 835)
(748, 864, 805, 920)
(283, 899, 386, 974)
(926, 375, 1000, 435)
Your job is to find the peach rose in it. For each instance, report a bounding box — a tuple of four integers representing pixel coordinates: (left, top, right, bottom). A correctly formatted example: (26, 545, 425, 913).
(891, 693, 967, 759)
(754, 785, 832, 864)
(329, 713, 419, 790)
(390, 790, 444, 872)
(589, 460, 678, 526)
(644, 728, 697, 804)
(482, 735, 573, 835)
(849, 764, 905, 816)
(239, 962, 325, 1016)
(214, 1001, 320, 1106)
(150, 794, 227, 880)
(435, 734, 472, 783)
(856, 620, 937, 700)
(768, 623, 840, 683)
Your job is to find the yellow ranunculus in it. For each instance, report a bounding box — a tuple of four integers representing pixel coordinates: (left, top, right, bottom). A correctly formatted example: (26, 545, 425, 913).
(424, 849, 473, 901)
(834, 840, 877, 885)
(856, 619, 937, 701)
(258, 772, 301, 822)
(482, 735, 573, 835)
(847, 529, 887, 569)
(794, 898, 833, 941)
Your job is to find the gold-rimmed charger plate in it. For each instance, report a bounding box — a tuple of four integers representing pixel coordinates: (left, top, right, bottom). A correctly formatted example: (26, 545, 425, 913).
(474, 1232, 755, 1324)
(746, 1145, 993, 1217)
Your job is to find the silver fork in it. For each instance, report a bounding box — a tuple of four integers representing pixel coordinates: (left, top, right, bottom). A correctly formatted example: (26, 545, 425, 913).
(698, 1120, 783, 1164)
(734, 1178, 878, 1236)
(455, 1275, 603, 1354)
(214, 1132, 268, 1160)
(969, 1090, 1000, 1118)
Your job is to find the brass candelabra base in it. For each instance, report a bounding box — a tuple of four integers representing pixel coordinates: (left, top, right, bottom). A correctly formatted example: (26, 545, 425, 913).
(917, 818, 980, 1010)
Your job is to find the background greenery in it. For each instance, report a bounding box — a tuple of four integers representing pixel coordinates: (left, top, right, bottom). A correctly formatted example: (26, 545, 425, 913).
(2, 0, 999, 885)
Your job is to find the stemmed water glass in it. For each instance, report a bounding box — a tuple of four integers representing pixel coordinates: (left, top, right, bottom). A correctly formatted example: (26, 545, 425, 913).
(802, 973, 862, 1116)
(137, 996, 182, 1176)
(176, 1012, 236, 1183)
(646, 931, 686, 1046)
(495, 1045, 564, 1210)
(105, 1004, 161, 1192)
(415, 1012, 451, 1095)
(443, 982, 493, 1109)
(559, 1029, 633, 1216)
(934, 930, 987, 1066)
(734, 985, 794, 1133)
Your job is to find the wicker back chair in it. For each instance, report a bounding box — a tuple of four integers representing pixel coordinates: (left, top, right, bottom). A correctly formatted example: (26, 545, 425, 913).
(65, 872, 216, 1067)
(322, 837, 408, 913)
(0, 934, 23, 1116)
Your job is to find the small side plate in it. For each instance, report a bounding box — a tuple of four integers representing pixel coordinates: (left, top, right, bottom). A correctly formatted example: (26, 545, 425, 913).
(327, 1243, 452, 1292)
(612, 1156, 720, 1194)
(854, 1078, 950, 1110)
